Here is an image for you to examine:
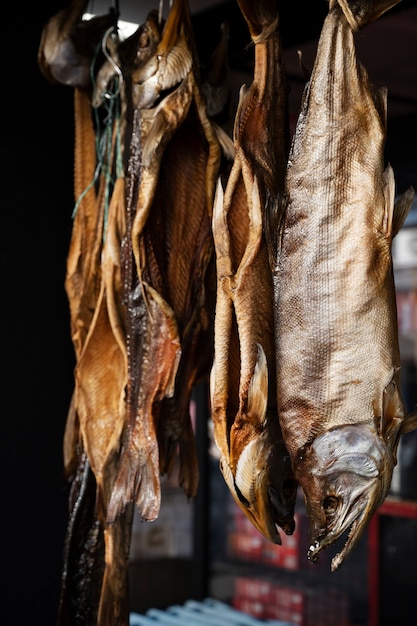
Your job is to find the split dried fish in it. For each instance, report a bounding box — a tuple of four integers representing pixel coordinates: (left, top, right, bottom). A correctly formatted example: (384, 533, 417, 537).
(39, 3, 132, 623)
(267, 0, 416, 570)
(107, 0, 232, 523)
(210, 0, 296, 544)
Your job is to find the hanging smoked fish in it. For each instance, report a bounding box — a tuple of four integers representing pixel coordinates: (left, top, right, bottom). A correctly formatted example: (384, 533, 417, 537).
(38, 2, 131, 624)
(266, 0, 416, 571)
(107, 0, 233, 525)
(210, 0, 297, 544)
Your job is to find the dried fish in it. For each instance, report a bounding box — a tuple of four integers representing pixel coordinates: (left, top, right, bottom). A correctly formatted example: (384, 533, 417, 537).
(107, 0, 230, 523)
(267, 0, 416, 570)
(210, 0, 296, 544)
(38, 0, 117, 89)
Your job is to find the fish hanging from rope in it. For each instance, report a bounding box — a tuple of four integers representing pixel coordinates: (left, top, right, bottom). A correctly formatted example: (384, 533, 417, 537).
(210, 0, 297, 545)
(38, 1, 132, 623)
(266, 0, 416, 571)
(39, 0, 233, 622)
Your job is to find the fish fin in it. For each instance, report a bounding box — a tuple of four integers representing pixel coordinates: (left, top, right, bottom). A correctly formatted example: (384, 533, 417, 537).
(401, 408, 417, 434)
(235, 438, 258, 504)
(381, 165, 413, 238)
(212, 121, 235, 161)
(264, 191, 288, 272)
(212, 176, 232, 269)
(381, 375, 405, 455)
(247, 343, 268, 425)
(296, 49, 311, 81)
(382, 164, 396, 236)
(219, 455, 237, 498)
(392, 186, 415, 238)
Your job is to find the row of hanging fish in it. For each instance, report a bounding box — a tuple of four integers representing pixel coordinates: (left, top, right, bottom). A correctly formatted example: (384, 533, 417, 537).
(38, 0, 417, 624)
(39, 0, 233, 624)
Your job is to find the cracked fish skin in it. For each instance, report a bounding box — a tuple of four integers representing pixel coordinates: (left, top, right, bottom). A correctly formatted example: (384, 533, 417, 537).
(268, 0, 415, 570)
(210, 0, 296, 544)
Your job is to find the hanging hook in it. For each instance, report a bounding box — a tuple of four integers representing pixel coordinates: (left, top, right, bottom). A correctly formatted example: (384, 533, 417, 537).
(101, 26, 124, 99)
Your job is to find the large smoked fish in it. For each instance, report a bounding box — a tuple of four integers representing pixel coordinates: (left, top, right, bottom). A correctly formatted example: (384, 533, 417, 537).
(267, 0, 416, 570)
(210, 0, 296, 544)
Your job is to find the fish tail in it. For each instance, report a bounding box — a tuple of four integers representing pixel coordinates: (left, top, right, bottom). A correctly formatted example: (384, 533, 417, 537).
(107, 448, 161, 523)
(177, 426, 200, 498)
(237, 0, 279, 42)
(97, 510, 134, 626)
(335, 0, 402, 30)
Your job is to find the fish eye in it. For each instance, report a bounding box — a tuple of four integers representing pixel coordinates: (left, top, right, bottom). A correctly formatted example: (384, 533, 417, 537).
(323, 495, 339, 515)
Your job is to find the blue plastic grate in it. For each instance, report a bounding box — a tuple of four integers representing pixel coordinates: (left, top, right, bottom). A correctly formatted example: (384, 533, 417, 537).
(130, 598, 296, 626)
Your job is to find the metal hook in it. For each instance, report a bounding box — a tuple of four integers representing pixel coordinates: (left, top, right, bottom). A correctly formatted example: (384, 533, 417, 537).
(101, 26, 124, 98)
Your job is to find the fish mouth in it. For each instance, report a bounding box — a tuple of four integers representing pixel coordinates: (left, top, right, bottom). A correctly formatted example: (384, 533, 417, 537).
(268, 480, 297, 537)
(220, 443, 297, 544)
(297, 425, 394, 571)
(306, 472, 381, 571)
(233, 475, 297, 544)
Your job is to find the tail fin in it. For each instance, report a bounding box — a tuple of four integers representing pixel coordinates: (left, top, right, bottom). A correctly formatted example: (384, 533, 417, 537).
(336, 0, 402, 30)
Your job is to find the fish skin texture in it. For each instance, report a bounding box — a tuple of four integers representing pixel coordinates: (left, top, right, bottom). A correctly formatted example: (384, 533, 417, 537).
(268, 0, 414, 570)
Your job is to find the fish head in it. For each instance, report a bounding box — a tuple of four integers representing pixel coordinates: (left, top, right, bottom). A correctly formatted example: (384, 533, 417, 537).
(295, 425, 394, 571)
(212, 342, 297, 543)
(221, 420, 298, 543)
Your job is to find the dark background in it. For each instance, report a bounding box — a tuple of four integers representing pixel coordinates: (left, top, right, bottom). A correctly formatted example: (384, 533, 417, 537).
(2, 3, 75, 624)
(1, 2, 416, 625)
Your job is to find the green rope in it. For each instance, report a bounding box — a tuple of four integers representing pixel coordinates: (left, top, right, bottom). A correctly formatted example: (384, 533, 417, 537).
(72, 28, 123, 245)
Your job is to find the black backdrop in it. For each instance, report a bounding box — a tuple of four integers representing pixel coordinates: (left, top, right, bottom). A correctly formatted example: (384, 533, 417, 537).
(2, 3, 75, 624)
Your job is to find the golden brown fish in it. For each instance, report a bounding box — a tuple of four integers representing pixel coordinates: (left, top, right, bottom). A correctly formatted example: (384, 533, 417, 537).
(39, 4, 132, 623)
(107, 0, 230, 523)
(267, 0, 416, 570)
(210, 0, 296, 544)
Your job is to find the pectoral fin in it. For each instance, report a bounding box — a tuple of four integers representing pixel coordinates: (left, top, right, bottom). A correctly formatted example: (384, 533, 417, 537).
(382, 164, 414, 238)
(401, 408, 417, 434)
(392, 186, 415, 238)
(380, 373, 405, 457)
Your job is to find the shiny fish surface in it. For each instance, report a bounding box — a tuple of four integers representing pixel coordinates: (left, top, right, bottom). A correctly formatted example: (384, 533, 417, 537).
(267, 0, 415, 570)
